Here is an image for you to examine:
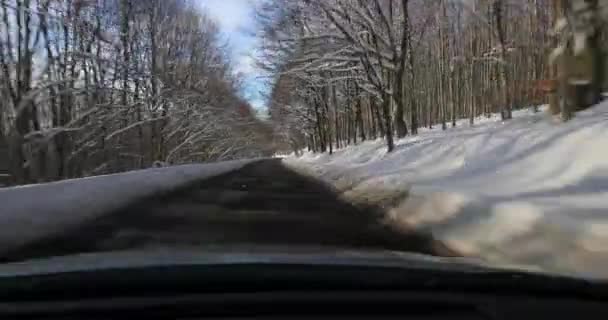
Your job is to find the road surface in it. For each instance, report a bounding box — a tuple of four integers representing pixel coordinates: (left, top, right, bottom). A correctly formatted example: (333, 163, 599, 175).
(1, 159, 457, 262)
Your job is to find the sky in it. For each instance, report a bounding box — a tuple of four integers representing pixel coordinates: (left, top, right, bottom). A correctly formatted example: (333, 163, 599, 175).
(197, 0, 267, 113)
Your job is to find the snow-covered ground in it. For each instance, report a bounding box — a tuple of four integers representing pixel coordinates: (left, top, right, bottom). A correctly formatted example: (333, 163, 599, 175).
(286, 103, 608, 279)
(0, 160, 254, 256)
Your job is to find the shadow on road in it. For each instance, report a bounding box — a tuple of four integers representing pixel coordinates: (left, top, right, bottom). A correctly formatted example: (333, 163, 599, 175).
(1, 159, 459, 262)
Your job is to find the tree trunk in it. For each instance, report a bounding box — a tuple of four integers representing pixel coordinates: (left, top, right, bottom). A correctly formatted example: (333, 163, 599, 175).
(356, 95, 366, 141)
(331, 82, 340, 149)
(381, 96, 395, 152)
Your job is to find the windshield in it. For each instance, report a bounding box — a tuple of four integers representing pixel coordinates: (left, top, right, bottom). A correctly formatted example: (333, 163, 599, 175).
(0, 0, 607, 280)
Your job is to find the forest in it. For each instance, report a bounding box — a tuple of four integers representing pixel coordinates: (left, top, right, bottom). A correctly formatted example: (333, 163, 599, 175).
(1, 0, 607, 185)
(0, 0, 273, 185)
(260, 0, 608, 154)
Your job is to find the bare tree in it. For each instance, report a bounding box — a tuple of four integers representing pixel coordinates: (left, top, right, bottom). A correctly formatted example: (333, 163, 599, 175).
(259, 0, 602, 156)
(0, 0, 274, 185)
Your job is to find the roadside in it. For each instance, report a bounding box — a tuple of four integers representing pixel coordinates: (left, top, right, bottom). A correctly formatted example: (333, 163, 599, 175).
(284, 104, 608, 279)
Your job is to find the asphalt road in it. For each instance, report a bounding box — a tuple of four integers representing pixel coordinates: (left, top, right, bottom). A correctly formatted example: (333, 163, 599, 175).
(1, 159, 458, 262)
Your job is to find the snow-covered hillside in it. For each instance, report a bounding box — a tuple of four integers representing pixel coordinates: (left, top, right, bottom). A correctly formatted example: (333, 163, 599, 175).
(286, 103, 608, 278)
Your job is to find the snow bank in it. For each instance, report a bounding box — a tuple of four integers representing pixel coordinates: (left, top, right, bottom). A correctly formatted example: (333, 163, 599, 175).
(0, 160, 254, 256)
(286, 104, 608, 278)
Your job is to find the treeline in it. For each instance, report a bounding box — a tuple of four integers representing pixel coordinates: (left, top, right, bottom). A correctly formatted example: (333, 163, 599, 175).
(0, 0, 273, 185)
(259, 0, 608, 154)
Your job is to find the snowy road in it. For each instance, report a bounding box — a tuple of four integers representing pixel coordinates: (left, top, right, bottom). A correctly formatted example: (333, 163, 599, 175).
(0, 159, 456, 262)
(5, 99, 608, 280)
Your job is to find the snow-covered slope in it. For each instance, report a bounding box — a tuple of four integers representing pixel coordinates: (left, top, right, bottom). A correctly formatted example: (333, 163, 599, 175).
(286, 104, 608, 278)
(0, 160, 254, 257)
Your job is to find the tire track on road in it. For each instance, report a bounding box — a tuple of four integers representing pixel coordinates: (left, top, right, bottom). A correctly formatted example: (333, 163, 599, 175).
(2, 159, 459, 262)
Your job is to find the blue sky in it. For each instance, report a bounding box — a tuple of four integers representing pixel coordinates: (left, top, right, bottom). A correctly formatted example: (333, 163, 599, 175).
(198, 0, 266, 112)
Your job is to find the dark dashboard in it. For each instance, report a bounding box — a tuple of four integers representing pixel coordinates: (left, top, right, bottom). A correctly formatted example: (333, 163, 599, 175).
(0, 260, 606, 319)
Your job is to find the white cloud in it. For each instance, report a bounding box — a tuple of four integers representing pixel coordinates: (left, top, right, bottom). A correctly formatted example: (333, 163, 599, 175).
(250, 99, 266, 111)
(234, 55, 255, 75)
(199, 0, 252, 32)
